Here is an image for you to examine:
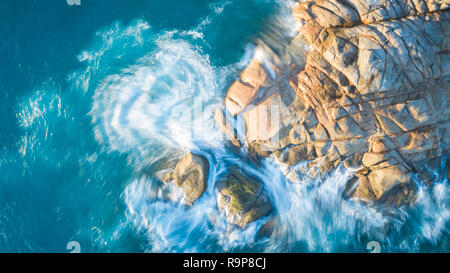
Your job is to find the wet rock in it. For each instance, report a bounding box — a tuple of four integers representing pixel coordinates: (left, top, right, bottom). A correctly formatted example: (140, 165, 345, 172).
(380, 183, 417, 207)
(172, 153, 209, 205)
(274, 143, 316, 166)
(257, 218, 276, 238)
(216, 167, 272, 228)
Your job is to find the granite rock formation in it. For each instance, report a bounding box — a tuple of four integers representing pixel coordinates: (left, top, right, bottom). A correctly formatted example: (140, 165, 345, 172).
(222, 0, 449, 204)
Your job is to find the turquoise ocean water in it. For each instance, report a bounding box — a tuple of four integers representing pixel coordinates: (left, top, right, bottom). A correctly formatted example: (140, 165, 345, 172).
(0, 0, 448, 252)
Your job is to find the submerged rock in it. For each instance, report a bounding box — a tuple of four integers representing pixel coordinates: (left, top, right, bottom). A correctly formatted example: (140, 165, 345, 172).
(216, 167, 272, 228)
(172, 153, 209, 205)
(257, 218, 276, 238)
(220, 0, 449, 204)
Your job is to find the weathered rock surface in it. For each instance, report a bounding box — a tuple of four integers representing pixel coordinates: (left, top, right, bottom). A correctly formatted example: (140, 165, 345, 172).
(216, 167, 272, 228)
(171, 153, 209, 205)
(221, 0, 449, 203)
(225, 50, 280, 116)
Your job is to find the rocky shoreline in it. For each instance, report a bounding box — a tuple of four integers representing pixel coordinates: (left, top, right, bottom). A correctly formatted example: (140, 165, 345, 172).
(166, 0, 449, 228)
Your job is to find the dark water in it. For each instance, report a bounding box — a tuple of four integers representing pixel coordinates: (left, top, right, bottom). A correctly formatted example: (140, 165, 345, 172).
(0, 0, 448, 253)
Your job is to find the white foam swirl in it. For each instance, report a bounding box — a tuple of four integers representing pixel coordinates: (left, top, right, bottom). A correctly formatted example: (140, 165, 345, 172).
(90, 35, 225, 165)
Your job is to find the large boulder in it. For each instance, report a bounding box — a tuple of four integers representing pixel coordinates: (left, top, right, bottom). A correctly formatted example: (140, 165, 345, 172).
(172, 153, 209, 205)
(216, 167, 272, 228)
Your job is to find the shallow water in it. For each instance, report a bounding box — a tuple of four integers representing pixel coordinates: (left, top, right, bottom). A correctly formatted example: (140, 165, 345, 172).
(0, 0, 448, 252)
